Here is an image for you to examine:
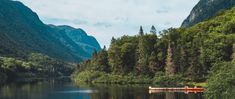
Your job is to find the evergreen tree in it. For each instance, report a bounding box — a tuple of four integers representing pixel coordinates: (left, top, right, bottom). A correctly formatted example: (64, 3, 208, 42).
(111, 37, 116, 44)
(96, 46, 110, 72)
(179, 47, 188, 73)
(108, 44, 123, 73)
(139, 26, 144, 36)
(89, 49, 98, 70)
(121, 42, 137, 73)
(145, 34, 158, 55)
(136, 34, 148, 74)
(165, 42, 176, 76)
(187, 40, 204, 81)
(199, 46, 209, 76)
(150, 25, 157, 35)
(149, 51, 158, 75)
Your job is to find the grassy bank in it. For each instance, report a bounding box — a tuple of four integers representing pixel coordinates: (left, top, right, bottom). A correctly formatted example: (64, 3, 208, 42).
(71, 71, 202, 87)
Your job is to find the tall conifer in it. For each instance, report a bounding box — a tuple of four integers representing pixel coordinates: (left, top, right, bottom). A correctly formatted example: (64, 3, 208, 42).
(165, 42, 176, 76)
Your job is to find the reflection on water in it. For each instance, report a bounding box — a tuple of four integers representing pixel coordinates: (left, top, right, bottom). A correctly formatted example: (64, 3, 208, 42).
(0, 81, 204, 99)
(149, 89, 204, 94)
(150, 92, 203, 99)
(88, 85, 203, 99)
(56, 90, 97, 94)
(0, 81, 91, 99)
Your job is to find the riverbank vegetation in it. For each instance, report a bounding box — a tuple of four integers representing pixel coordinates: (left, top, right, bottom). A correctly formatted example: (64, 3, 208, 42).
(72, 7, 235, 98)
(205, 62, 235, 99)
(0, 53, 75, 83)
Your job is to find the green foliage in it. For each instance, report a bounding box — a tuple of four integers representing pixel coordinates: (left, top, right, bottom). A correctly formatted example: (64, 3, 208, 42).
(72, 71, 152, 84)
(232, 44, 235, 62)
(1, 57, 23, 72)
(27, 53, 75, 77)
(73, 7, 235, 86)
(153, 72, 186, 87)
(108, 36, 138, 74)
(150, 25, 157, 35)
(205, 62, 235, 99)
(93, 73, 152, 84)
(72, 71, 102, 83)
(96, 47, 110, 72)
(0, 53, 75, 81)
(136, 34, 149, 75)
(0, 0, 102, 62)
(223, 18, 235, 34)
(148, 51, 159, 76)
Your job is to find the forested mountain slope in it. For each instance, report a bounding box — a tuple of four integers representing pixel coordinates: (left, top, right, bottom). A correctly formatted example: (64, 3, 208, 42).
(0, 0, 101, 62)
(73, 7, 235, 85)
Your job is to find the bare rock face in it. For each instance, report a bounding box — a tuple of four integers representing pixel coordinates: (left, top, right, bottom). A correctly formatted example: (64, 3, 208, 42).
(181, 0, 235, 28)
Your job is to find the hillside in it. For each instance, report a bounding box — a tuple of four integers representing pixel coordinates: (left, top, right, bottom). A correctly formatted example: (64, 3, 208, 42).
(51, 25, 101, 56)
(73, 6, 235, 85)
(72, 6, 235, 98)
(182, 0, 235, 27)
(0, 0, 101, 62)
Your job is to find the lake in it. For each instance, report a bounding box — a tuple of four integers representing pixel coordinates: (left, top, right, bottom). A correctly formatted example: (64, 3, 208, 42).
(0, 80, 204, 99)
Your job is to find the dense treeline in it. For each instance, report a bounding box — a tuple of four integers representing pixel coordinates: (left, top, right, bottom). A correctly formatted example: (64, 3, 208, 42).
(73, 7, 235, 89)
(205, 61, 235, 99)
(0, 53, 75, 83)
(204, 43, 235, 98)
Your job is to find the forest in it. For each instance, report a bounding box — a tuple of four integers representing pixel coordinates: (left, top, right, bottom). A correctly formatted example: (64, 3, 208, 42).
(0, 53, 75, 83)
(72, 7, 235, 98)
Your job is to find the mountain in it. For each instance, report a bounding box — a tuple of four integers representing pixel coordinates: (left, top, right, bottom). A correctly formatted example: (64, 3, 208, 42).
(0, 0, 101, 62)
(181, 0, 235, 27)
(50, 25, 101, 59)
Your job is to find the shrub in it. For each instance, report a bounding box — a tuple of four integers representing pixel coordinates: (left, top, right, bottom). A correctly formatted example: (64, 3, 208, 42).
(153, 72, 186, 87)
(72, 71, 103, 83)
(72, 71, 152, 84)
(93, 73, 152, 84)
(205, 62, 235, 99)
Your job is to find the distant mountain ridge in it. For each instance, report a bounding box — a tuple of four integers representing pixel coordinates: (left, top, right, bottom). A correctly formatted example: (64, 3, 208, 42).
(182, 0, 235, 27)
(0, 0, 101, 62)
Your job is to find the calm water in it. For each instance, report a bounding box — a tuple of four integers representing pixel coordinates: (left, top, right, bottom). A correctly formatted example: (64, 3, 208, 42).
(0, 80, 204, 99)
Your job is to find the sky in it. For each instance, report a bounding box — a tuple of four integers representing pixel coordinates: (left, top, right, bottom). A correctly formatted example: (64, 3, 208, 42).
(17, 0, 199, 47)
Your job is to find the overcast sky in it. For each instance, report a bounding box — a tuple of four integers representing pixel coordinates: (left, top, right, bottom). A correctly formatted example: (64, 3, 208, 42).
(17, 0, 199, 47)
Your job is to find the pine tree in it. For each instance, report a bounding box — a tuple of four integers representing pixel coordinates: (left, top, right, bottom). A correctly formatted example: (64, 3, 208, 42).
(165, 42, 176, 76)
(111, 37, 116, 44)
(150, 25, 157, 35)
(136, 33, 148, 74)
(149, 51, 158, 75)
(103, 45, 107, 50)
(139, 26, 144, 36)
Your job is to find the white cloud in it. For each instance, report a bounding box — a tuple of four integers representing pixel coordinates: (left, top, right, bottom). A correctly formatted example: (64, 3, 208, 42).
(17, 0, 199, 47)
